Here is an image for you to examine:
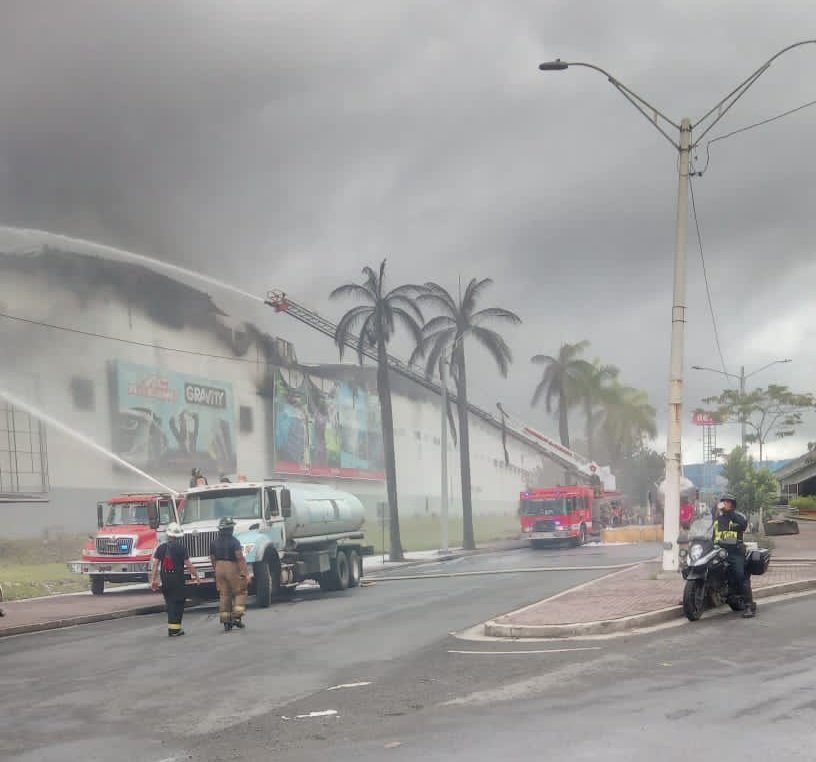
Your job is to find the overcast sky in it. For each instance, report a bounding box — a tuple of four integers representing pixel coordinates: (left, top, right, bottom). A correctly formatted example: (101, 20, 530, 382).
(2, 0, 815, 464)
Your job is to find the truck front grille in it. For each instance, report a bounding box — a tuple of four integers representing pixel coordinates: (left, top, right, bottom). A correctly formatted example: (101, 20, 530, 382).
(96, 537, 134, 555)
(533, 520, 556, 532)
(181, 530, 219, 559)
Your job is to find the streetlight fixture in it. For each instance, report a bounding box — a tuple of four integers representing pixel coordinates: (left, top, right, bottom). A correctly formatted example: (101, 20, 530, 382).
(538, 41, 815, 572)
(691, 359, 792, 448)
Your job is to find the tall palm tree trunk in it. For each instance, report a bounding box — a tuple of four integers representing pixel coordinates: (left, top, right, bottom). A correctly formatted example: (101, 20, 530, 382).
(558, 390, 570, 449)
(376, 339, 403, 561)
(454, 346, 476, 550)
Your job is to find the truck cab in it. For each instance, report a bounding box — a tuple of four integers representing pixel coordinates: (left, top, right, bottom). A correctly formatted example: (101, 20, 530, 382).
(179, 480, 370, 607)
(70, 493, 180, 594)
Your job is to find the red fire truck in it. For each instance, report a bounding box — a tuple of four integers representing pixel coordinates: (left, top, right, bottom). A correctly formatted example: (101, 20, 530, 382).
(519, 485, 626, 548)
(69, 492, 180, 594)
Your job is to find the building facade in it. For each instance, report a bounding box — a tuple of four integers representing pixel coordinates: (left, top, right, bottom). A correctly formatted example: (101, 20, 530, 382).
(0, 234, 553, 537)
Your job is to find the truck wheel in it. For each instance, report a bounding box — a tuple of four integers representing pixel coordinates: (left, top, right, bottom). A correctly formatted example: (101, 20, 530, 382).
(326, 550, 350, 591)
(254, 559, 272, 608)
(91, 577, 105, 596)
(347, 550, 361, 588)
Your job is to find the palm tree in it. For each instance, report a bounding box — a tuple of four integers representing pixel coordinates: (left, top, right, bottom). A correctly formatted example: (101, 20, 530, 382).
(579, 360, 619, 461)
(597, 382, 658, 468)
(331, 260, 423, 561)
(531, 341, 593, 449)
(414, 278, 521, 550)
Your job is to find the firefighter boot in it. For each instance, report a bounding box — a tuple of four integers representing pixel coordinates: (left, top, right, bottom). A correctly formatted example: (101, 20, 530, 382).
(232, 616, 245, 629)
(743, 601, 757, 618)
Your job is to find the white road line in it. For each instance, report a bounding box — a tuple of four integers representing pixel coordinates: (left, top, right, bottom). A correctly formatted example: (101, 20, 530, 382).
(327, 681, 372, 690)
(448, 646, 602, 655)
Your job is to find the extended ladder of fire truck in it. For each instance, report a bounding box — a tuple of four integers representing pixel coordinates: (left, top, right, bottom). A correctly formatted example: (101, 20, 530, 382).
(264, 289, 609, 484)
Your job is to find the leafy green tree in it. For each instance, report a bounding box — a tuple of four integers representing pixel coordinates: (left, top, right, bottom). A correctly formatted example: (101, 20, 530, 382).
(331, 260, 423, 561)
(531, 341, 593, 449)
(721, 446, 778, 520)
(415, 278, 521, 550)
(703, 385, 816, 463)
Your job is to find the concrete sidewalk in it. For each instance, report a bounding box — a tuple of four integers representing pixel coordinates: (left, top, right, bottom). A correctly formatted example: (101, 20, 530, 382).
(484, 520, 816, 638)
(484, 560, 816, 638)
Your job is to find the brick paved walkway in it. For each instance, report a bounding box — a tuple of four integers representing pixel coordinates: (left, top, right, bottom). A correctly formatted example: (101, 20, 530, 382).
(494, 561, 816, 627)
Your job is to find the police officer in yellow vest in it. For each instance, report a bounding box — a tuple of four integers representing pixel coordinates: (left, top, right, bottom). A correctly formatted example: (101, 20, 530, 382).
(714, 493, 756, 618)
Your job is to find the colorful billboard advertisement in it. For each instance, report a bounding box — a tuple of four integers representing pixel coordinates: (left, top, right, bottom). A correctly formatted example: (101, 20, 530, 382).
(274, 368, 384, 480)
(111, 361, 237, 475)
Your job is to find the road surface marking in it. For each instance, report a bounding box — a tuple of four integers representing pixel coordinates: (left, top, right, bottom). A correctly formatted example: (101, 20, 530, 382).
(282, 710, 339, 720)
(448, 646, 602, 655)
(327, 681, 372, 690)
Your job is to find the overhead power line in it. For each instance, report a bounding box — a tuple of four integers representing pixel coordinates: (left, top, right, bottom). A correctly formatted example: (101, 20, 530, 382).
(688, 177, 729, 378)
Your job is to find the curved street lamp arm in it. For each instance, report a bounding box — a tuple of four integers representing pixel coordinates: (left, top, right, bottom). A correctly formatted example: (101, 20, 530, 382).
(692, 40, 816, 142)
(743, 358, 792, 381)
(551, 61, 681, 149)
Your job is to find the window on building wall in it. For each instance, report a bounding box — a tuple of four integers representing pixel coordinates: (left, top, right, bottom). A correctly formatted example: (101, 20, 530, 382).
(70, 377, 95, 411)
(239, 405, 254, 433)
(0, 401, 49, 499)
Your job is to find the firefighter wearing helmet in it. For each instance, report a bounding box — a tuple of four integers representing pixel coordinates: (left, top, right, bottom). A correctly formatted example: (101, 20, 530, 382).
(150, 522, 201, 636)
(209, 516, 251, 631)
(714, 493, 756, 618)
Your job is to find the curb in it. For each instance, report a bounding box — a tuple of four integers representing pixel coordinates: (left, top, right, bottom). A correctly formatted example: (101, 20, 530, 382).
(365, 539, 529, 576)
(483, 578, 816, 639)
(0, 603, 167, 638)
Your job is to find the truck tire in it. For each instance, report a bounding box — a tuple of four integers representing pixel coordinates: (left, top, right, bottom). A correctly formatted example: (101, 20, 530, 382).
(254, 558, 273, 608)
(577, 524, 587, 546)
(347, 550, 361, 588)
(91, 577, 105, 596)
(321, 550, 350, 592)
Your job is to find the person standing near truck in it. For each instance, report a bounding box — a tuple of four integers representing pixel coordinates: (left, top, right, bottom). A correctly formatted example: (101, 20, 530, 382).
(150, 522, 201, 636)
(209, 516, 250, 631)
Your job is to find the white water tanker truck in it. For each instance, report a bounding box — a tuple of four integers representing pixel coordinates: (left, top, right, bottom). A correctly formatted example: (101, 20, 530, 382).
(179, 480, 372, 606)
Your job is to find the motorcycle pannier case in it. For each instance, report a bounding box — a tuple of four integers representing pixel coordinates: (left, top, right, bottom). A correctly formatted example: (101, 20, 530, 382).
(748, 548, 771, 576)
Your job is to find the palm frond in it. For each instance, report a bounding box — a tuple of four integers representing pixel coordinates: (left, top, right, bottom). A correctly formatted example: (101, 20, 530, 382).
(419, 282, 457, 315)
(462, 277, 493, 316)
(334, 305, 372, 358)
(330, 282, 374, 302)
(471, 306, 522, 326)
(471, 325, 513, 377)
(387, 293, 424, 325)
(391, 306, 425, 352)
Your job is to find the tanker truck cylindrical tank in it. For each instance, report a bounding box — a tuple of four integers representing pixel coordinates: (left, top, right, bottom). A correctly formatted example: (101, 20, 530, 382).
(282, 484, 366, 539)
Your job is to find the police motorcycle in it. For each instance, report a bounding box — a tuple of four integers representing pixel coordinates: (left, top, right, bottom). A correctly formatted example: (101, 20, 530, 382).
(680, 509, 771, 621)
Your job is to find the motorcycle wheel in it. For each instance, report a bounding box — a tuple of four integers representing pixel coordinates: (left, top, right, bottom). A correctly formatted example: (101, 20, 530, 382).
(683, 579, 706, 621)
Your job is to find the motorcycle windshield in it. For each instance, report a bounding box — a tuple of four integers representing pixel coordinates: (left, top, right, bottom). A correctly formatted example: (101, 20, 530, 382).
(688, 516, 714, 541)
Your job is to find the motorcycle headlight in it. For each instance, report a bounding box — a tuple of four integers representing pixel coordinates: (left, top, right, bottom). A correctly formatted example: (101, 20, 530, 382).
(689, 544, 704, 562)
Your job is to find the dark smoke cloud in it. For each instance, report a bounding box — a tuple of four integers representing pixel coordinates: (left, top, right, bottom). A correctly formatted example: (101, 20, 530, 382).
(2, 0, 816, 459)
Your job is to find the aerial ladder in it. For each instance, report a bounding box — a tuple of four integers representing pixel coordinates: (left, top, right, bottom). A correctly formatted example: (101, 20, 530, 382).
(264, 289, 615, 486)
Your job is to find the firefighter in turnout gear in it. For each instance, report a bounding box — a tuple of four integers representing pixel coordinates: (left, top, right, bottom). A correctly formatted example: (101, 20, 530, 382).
(150, 523, 201, 636)
(210, 516, 251, 631)
(714, 493, 756, 618)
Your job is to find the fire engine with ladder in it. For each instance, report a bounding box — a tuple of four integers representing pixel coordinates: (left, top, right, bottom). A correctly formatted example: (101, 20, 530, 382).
(264, 290, 620, 547)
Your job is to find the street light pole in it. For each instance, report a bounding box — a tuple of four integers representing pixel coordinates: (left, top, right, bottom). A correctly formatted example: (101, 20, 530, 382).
(663, 117, 692, 573)
(538, 41, 815, 571)
(691, 359, 792, 453)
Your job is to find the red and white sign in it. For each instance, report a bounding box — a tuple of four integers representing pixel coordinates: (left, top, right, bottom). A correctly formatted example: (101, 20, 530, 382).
(692, 411, 719, 426)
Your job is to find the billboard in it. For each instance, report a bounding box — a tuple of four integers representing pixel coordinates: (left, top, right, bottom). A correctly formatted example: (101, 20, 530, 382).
(111, 360, 237, 475)
(273, 368, 384, 480)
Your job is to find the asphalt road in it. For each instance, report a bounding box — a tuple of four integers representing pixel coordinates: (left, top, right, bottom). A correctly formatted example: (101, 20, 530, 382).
(0, 542, 666, 762)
